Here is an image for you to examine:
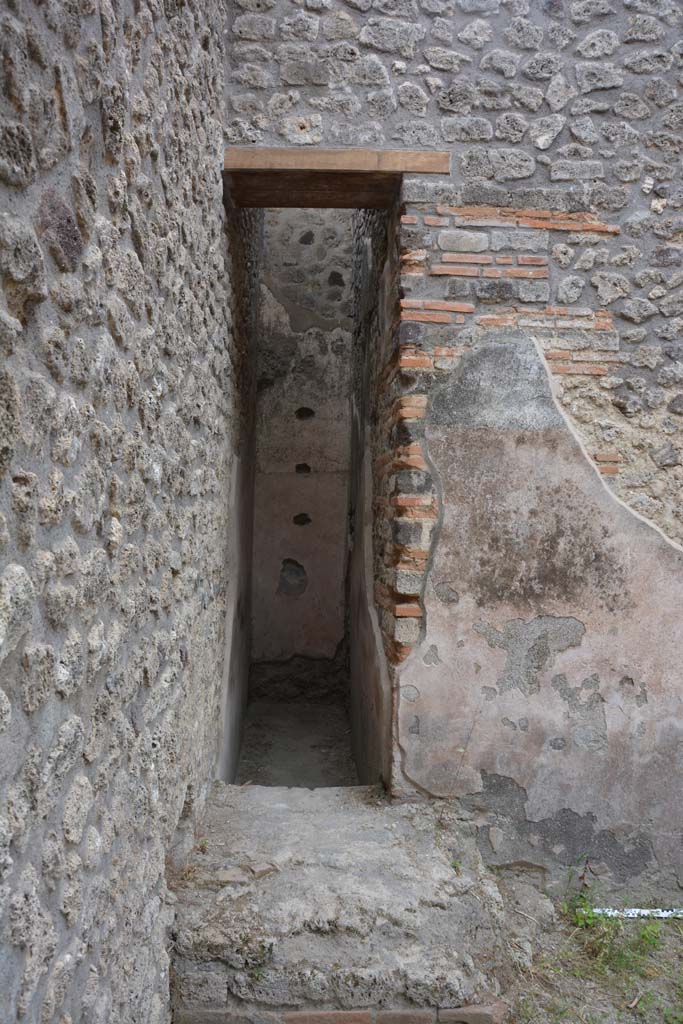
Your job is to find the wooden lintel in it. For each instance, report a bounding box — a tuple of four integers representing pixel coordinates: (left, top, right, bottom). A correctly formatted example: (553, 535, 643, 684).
(224, 170, 402, 210)
(224, 147, 451, 176)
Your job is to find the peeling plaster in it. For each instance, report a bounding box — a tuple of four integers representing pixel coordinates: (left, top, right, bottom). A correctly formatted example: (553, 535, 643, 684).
(474, 615, 585, 696)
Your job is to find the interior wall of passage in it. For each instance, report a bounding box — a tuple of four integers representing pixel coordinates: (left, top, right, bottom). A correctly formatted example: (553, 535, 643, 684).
(251, 208, 355, 666)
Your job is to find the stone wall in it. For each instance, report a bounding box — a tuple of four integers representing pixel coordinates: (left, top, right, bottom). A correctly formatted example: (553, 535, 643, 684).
(348, 206, 395, 783)
(0, 0, 237, 1020)
(225, 0, 683, 546)
(250, 207, 355, 666)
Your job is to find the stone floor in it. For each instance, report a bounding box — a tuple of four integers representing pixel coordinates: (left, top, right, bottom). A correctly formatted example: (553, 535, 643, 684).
(169, 783, 554, 1024)
(236, 700, 358, 787)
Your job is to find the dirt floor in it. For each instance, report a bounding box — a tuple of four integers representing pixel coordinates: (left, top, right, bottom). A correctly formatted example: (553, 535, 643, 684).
(236, 700, 358, 787)
(506, 895, 683, 1024)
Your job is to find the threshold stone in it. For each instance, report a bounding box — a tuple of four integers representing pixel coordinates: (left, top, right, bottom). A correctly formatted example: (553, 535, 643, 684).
(170, 783, 549, 1023)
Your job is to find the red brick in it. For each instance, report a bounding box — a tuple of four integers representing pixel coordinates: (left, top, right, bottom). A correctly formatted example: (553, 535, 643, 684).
(395, 407, 427, 419)
(517, 255, 548, 266)
(447, 204, 511, 218)
(394, 602, 423, 617)
(401, 215, 418, 225)
(594, 451, 621, 463)
(518, 216, 619, 234)
(391, 494, 434, 507)
(502, 268, 549, 279)
(424, 215, 449, 226)
(482, 268, 502, 279)
(515, 217, 557, 231)
(386, 641, 413, 665)
(399, 506, 438, 520)
(283, 1015, 373, 1024)
(550, 363, 607, 376)
(397, 545, 431, 559)
(438, 205, 619, 236)
(394, 453, 429, 471)
(494, 255, 514, 265)
(377, 1012, 435, 1024)
(397, 395, 428, 408)
(433, 346, 464, 356)
(500, 206, 546, 219)
(401, 311, 452, 324)
(476, 314, 517, 327)
(544, 350, 568, 360)
(599, 464, 619, 476)
(430, 265, 480, 277)
(401, 249, 427, 262)
(373, 586, 423, 618)
(442, 253, 493, 264)
(399, 355, 433, 369)
(423, 300, 475, 313)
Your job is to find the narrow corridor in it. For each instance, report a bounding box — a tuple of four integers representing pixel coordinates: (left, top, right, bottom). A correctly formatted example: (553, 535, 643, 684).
(237, 208, 358, 787)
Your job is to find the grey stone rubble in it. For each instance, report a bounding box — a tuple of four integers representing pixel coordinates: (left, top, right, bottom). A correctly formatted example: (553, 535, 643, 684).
(1, 1, 234, 1020)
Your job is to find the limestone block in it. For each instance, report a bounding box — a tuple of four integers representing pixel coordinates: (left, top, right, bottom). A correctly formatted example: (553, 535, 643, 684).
(0, 213, 47, 315)
(0, 564, 35, 665)
(0, 121, 36, 188)
(63, 776, 94, 844)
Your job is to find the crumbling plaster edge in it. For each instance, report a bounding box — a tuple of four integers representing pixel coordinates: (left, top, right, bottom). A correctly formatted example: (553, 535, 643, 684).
(389, 331, 683, 803)
(533, 334, 683, 559)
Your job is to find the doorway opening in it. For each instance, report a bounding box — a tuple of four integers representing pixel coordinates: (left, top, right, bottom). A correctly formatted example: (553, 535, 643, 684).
(237, 206, 358, 788)
(219, 148, 449, 790)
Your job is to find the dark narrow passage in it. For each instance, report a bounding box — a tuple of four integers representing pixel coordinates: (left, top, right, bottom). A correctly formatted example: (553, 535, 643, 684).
(236, 208, 358, 787)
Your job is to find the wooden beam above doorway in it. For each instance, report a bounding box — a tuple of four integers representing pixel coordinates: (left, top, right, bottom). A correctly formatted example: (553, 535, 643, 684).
(223, 147, 451, 209)
(224, 148, 451, 174)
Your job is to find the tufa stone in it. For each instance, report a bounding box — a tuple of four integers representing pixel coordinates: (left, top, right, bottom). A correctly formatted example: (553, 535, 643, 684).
(0, 564, 35, 665)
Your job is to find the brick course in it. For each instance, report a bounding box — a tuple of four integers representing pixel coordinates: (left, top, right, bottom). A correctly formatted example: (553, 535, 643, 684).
(379, 198, 626, 662)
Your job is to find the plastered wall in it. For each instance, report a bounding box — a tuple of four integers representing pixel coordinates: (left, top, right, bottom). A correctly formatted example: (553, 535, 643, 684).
(348, 207, 396, 784)
(251, 208, 355, 665)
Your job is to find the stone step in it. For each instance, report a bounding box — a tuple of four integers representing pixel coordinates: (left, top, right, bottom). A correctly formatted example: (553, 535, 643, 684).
(169, 783, 552, 1023)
